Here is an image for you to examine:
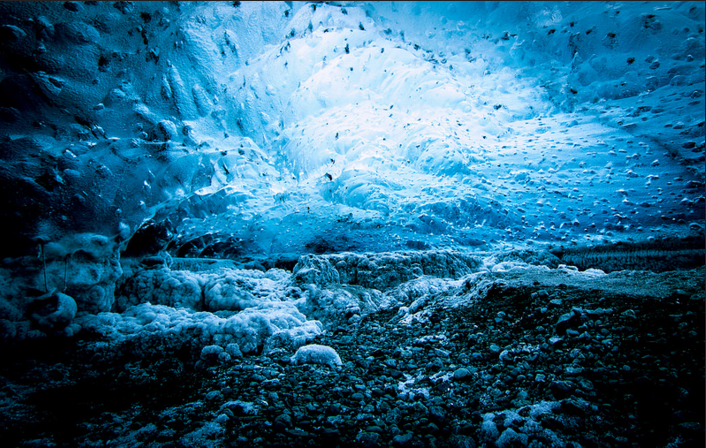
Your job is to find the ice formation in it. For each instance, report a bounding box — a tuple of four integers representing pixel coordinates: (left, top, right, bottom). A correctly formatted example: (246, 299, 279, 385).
(290, 343, 343, 368)
(0, 1, 703, 447)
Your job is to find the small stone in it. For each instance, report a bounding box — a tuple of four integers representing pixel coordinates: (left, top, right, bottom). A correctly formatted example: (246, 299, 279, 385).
(549, 336, 563, 345)
(392, 433, 414, 447)
(434, 348, 451, 357)
(200, 345, 224, 363)
(225, 343, 243, 359)
(435, 381, 451, 393)
(556, 310, 581, 334)
(290, 344, 342, 368)
(413, 402, 428, 414)
(274, 413, 292, 430)
(287, 428, 310, 437)
(63, 1, 80, 12)
(356, 431, 380, 448)
(429, 406, 446, 424)
(215, 413, 230, 424)
(454, 367, 473, 381)
(549, 299, 562, 307)
(204, 390, 222, 402)
(499, 350, 514, 364)
(551, 380, 576, 398)
(565, 365, 583, 375)
(448, 435, 477, 448)
(497, 428, 528, 447)
(561, 398, 588, 416)
(321, 428, 341, 437)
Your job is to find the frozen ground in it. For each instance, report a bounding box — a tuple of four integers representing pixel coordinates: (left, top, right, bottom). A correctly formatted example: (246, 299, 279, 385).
(0, 1, 703, 447)
(1, 252, 704, 447)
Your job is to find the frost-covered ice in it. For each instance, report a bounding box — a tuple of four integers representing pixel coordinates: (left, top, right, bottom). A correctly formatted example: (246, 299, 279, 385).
(290, 343, 343, 368)
(76, 262, 325, 358)
(77, 299, 323, 357)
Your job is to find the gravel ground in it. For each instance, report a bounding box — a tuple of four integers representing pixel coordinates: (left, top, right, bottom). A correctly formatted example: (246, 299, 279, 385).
(1, 266, 703, 448)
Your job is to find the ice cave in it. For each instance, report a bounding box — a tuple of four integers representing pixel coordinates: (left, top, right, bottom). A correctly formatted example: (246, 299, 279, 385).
(0, 1, 704, 447)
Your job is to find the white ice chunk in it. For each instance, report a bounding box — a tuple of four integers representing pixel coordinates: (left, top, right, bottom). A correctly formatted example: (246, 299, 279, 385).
(290, 344, 342, 368)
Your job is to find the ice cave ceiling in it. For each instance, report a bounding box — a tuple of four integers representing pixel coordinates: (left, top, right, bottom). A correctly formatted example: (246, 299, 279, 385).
(0, 1, 703, 264)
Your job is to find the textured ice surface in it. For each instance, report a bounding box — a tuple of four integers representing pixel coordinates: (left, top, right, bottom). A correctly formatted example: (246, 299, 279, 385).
(290, 343, 343, 368)
(77, 298, 323, 358)
(68, 260, 324, 357)
(0, 1, 702, 268)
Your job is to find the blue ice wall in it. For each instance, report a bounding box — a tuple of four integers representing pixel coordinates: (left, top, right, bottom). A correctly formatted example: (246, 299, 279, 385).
(0, 1, 703, 265)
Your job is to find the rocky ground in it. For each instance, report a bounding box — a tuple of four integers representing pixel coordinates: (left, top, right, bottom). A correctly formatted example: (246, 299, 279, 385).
(1, 262, 704, 448)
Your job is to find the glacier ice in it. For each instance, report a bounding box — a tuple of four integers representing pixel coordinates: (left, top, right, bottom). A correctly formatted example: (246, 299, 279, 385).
(290, 343, 343, 368)
(0, 0, 702, 270)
